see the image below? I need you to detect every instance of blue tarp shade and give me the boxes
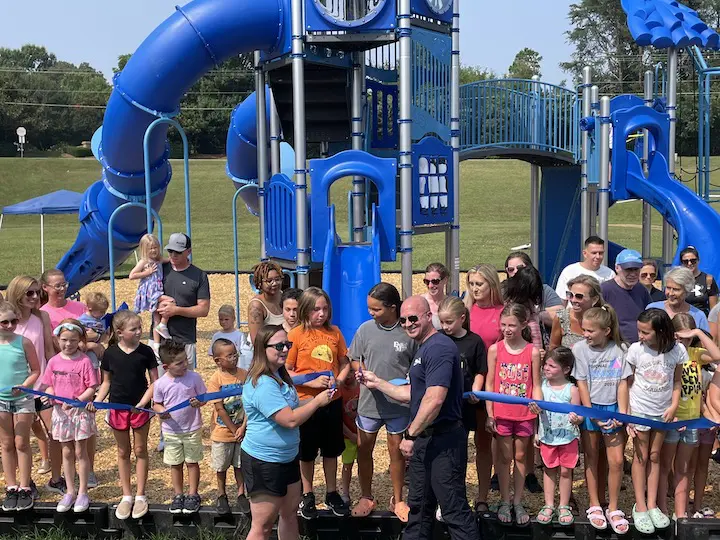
[1,190,83,272]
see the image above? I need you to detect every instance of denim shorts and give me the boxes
[356,414,410,435]
[582,403,622,434]
[664,428,699,445]
[631,412,665,433]
[0,395,36,415]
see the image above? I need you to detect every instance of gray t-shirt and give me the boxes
[709,303,720,324]
[349,320,417,419]
[162,263,210,344]
[572,340,626,405]
[542,284,563,309]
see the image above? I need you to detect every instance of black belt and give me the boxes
[418,420,463,438]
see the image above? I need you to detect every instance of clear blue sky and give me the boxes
[1,1,573,84]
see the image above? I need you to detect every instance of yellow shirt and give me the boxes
[676,347,707,421]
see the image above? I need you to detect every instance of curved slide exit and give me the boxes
[58,0,285,294]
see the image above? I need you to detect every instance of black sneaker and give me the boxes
[525,473,542,494]
[47,477,67,495]
[2,488,18,512]
[325,490,350,517]
[16,489,33,511]
[216,494,230,515]
[299,492,317,520]
[169,495,185,514]
[183,494,201,514]
[490,473,499,492]
[235,494,250,515]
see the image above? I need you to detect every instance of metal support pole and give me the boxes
[352,52,366,242]
[530,165,540,265]
[291,0,310,289]
[588,85,600,237]
[270,88,281,176]
[398,0,413,298]
[580,67,592,246]
[447,0,461,294]
[662,48,678,268]
[598,96,611,266]
[642,70,653,258]
[40,214,45,272]
[255,51,269,261]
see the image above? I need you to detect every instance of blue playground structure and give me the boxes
[56,0,720,345]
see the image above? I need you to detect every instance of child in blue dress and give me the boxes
[129,234,170,342]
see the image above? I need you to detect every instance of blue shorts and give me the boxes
[583,403,622,434]
[664,428,699,446]
[356,414,410,435]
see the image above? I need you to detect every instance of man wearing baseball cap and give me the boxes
[156,233,210,369]
[601,249,650,342]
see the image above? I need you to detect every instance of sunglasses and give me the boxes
[566,291,586,301]
[167,249,184,255]
[506,265,526,273]
[266,341,293,352]
[25,290,40,298]
[640,272,656,279]
[682,258,698,265]
[0,318,19,326]
[423,278,442,286]
[399,315,421,326]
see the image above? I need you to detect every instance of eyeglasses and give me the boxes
[399,315,421,326]
[0,319,19,326]
[266,341,293,352]
[25,290,40,298]
[566,291,586,301]
[215,353,239,361]
[506,265,526,273]
[682,258,698,266]
[50,282,68,290]
[423,278,442,286]
[640,272,657,279]
[264,278,283,285]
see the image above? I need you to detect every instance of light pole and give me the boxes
[15,127,26,158]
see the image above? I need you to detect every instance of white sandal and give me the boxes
[606,509,629,535]
[586,506,607,530]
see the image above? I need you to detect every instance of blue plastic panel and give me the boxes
[411,26,451,142]
[305,0,396,32]
[309,150,397,263]
[264,173,298,261]
[411,136,454,227]
[411,0,453,24]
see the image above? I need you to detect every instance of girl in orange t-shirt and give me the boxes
[286,287,351,519]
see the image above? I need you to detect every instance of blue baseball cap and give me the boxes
[616,249,643,269]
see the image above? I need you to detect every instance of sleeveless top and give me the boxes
[493,341,535,421]
[15,313,46,389]
[134,262,164,312]
[0,335,29,401]
[538,380,579,445]
[252,298,286,326]
[558,308,584,349]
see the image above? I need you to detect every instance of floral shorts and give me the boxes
[51,405,98,443]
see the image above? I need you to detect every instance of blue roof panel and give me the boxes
[621,0,720,49]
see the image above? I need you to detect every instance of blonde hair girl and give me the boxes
[129,234,170,343]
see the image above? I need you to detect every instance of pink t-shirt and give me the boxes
[152,371,207,435]
[469,304,504,349]
[40,353,98,401]
[41,300,86,331]
[15,314,47,389]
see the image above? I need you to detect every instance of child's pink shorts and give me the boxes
[495,418,535,438]
[540,439,579,469]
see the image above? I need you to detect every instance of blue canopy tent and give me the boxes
[1,190,83,271]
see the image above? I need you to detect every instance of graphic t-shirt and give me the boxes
[572,340,626,405]
[40,352,98,401]
[41,300,86,331]
[340,382,359,438]
[152,371,207,434]
[287,325,348,401]
[622,341,687,417]
[687,272,719,316]
[492,341,535,421]
[207,368,247,442]
[676,347,706,421]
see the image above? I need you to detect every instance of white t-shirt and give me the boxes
[622,341,687,417]
[555,262,616,299]
[208,330,254,371]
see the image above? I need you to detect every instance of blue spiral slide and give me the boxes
[59,0,285,294]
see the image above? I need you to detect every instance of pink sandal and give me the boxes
[390,496,410,522]
[606,509,629,535]
[351,496,376,517]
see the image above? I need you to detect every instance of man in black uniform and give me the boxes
[359,295,478,540]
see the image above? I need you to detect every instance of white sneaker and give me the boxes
[155,323,171,340]
[436,506,443,522]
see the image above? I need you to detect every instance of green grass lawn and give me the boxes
[0,156,715,283]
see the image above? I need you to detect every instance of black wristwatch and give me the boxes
[404,431,417,441]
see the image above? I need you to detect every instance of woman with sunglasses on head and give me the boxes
[505,252,564,324]
[248,262,286,343]
[639,260,665,303]
[242,325,334,540]
[679,247,717,316]
[421,263,448,330]
[550,275,603,350]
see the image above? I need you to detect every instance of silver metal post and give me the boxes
[662,48,678,267]
[398,0,413,298]
[255,51,269,260]
[352,52,366,242]
[580,66,592,246]
[291,0,309,288]
[447,0,460,293]
[588,85,600,237]
[270,88,281,176]
[598,96,611,265]
[642,70,653,258]
[530,165,540,264]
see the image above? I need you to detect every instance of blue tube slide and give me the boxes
[58,0,284,294]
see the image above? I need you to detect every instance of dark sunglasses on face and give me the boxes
[167,249,183,255]
[423,278,442,286]
[566,291,586,301]
[266,341,293,352]
[640,272,656,279]
[682,258,698,265]
[25,290,40,298]
[399,315,421,326]
[506,265,526,273]
[0,319,19,326]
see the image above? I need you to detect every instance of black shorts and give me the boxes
[241,450,300,498]
[35,397,52,413]
[299,397,344,461]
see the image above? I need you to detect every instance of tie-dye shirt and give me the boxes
[571,340,626,406]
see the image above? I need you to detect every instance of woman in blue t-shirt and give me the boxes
[241,325,333,540]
